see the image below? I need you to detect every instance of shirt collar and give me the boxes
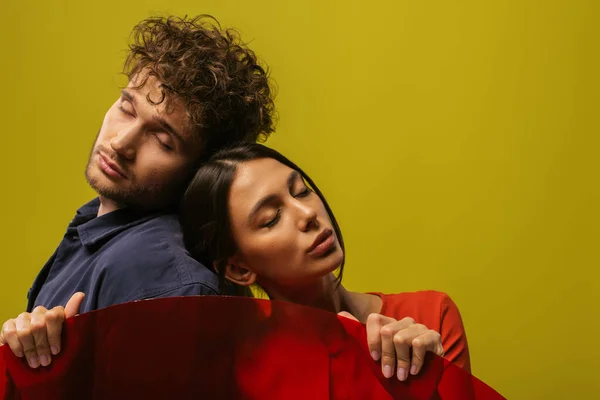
[74,198,166,248]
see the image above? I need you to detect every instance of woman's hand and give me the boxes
[339,312,444,381]
[0,292,85,368]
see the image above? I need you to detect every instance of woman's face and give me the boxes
[227,157,344,287]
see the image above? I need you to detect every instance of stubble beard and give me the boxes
[84,145,185,212]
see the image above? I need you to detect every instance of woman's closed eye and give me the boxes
[261,209,281,228]
[258,179,312,229]
[293,186,312,198]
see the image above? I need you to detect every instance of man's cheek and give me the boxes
[142,169,175,185]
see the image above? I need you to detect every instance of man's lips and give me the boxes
[98,153,127,179]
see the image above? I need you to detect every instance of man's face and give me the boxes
[85,74,202,210]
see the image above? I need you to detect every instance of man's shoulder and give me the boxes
[120,212,183,240]
[98,213,216,288]
[107,213,187,257]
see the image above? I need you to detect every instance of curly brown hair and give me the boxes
[124,15,276,161]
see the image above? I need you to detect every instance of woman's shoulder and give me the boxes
[369,290,458,329]
[372,290,454,307]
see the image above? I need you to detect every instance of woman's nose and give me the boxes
[298,203,319,232]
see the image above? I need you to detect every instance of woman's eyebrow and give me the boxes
[287,170,300,188]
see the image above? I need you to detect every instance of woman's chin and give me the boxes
[321,250,345,276]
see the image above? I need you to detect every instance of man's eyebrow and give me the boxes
[248,171,300,223]
[120,89,135,104]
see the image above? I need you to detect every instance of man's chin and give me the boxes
[87,172,114,196]
[87,172,128,204]
[86,168,179,211]
[90,184,173,212]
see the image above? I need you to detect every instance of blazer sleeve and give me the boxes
[438,293,471,373]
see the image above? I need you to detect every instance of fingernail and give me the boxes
[28,356,40,368]
[371,350,381,361]
[410,365,418,375]
[51,346,59,355]
[397,367,407,381]
[39,355,50,367]
[383,365,393,378]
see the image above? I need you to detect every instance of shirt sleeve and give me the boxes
[438,293,471,373]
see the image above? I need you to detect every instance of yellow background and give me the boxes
[1,1,598,398]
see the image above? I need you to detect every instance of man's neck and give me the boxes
[97,196,121,217]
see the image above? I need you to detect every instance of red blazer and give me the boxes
[0,297,501,400]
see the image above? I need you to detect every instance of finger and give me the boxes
[0,321,5,345]
[65,292,85,318]
[394,317,419,331]
[392,334,413,380]
[45,306,66,356]
[337,311,359,322]
[392,322,425,381]
[366,313,396,362]
[374,316,414,367]
[410,330,444,376]
[15,313,38,368]
[381,317,413,379]
[409,330,440,375]
[30,307,52,367]
[1,319,24,357]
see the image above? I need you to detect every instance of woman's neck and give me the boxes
[264,274,382,323]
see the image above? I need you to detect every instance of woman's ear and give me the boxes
[211,260,220,274]
[223,256,257,287]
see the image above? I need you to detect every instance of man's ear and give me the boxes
[220,256,256,287]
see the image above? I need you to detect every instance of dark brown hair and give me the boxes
[124,15,276,160]
[180,143,345,297]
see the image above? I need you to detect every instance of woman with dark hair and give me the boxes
[180,143,470,382]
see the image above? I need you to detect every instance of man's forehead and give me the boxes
[127,74,194,140]
[128,75,184,112]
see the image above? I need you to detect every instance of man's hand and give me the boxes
[0,292,85,368]
[339,311,444,381]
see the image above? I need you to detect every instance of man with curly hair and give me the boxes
[0,15,276,368]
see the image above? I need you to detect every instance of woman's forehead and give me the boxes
[229,159,293,208]
[233,159,292,189]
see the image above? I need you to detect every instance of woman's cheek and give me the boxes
[260,234,297,266]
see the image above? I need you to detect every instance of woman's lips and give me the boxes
[308,229,335,257]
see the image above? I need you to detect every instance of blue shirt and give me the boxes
[27,198,219,313]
